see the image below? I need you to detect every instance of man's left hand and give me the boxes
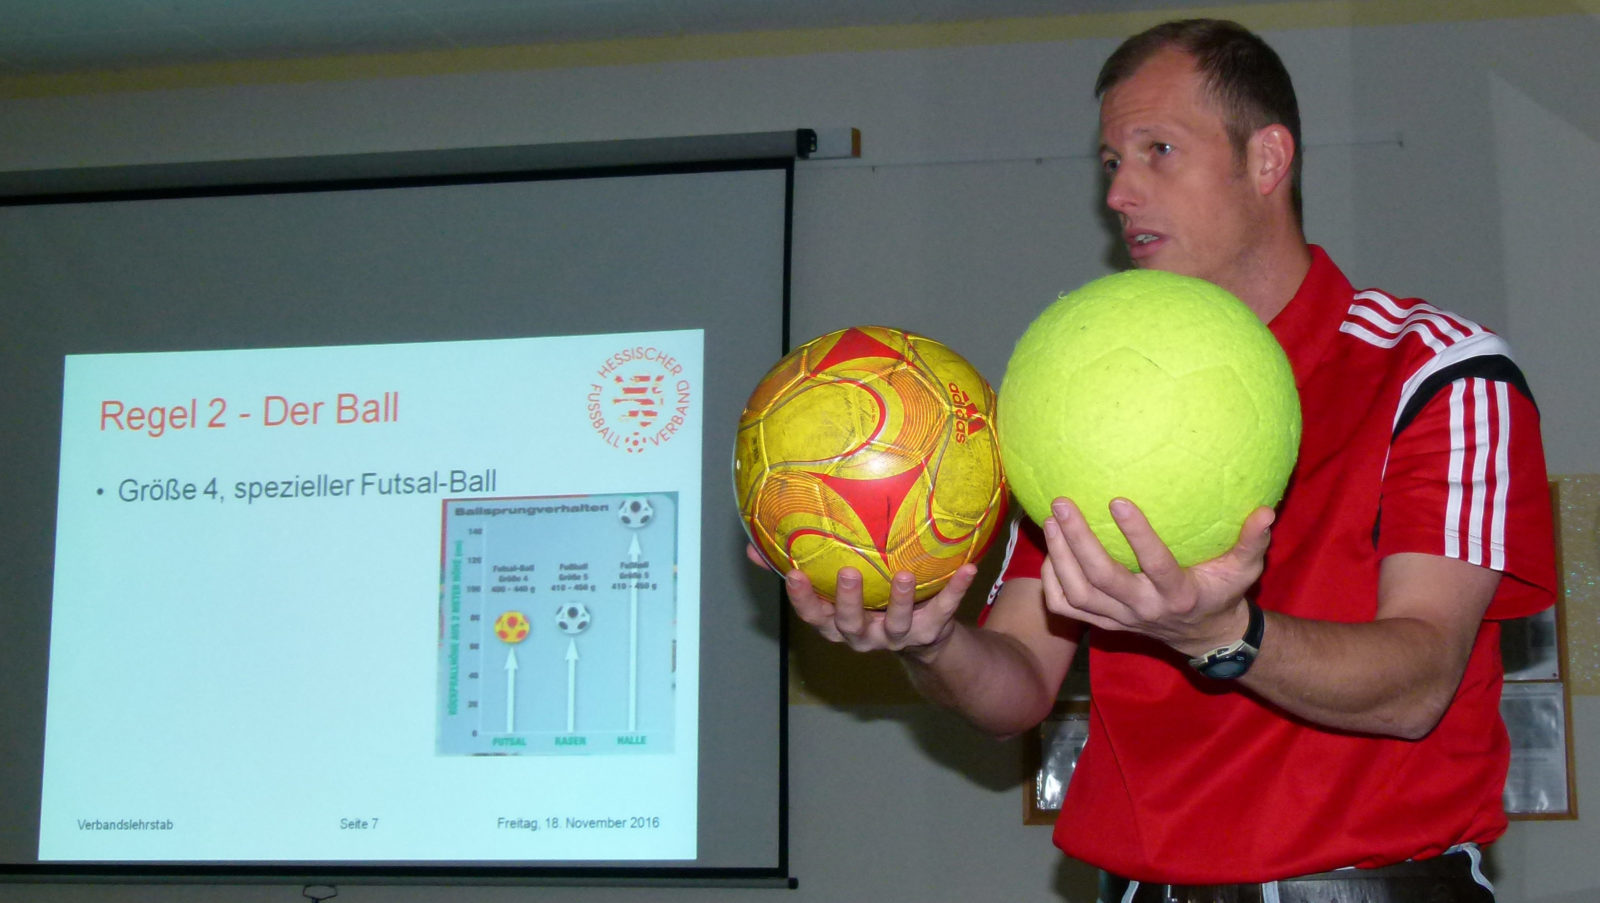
[1038,496,1275,659]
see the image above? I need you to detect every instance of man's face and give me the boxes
[1098,47,1265,295]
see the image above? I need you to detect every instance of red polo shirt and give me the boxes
[993,247,1556,882]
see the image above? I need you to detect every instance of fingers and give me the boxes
[937,562,980,607]
[899,564,975,653]
[1043,498,1131,607]
[1041,497,1280,651]
[782,568,845,642]
[1233,506,1276,562]
[1045,496,1197,632]
[1039,510,1084,613]
[881,571,918,642]
[1107,497,1183,595]
[1038,549,1068,613]
[830,568,870,648]
[758,546,854,645]
[875,564,972,653]
[1041,509,1123,632]
[787,564,975,654]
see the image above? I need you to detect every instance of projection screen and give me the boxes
[0,137,795,886]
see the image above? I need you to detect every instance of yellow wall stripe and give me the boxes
[0,0,1593,99]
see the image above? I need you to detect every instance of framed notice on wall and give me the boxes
[1023,699,1089,826]
[1502,481,1578,820]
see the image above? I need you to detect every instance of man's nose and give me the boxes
[1105,168,1140,214]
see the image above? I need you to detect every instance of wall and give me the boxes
[2,3,1597,901]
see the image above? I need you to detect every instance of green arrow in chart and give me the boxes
[628,533,641,732]
[504,647,519,734]
[566,640,579,734]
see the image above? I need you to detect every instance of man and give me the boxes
[764,18,1556,903]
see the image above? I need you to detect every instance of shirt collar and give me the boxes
[1268,244,1354,386]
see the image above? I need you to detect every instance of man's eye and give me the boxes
[1101,158,1120,174]
[1152,142,1173,155]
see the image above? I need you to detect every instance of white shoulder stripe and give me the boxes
[1339,318,1446,354]
[985,517,1025,608]
[1393,331,1513,432]
[1349,290,1480,340]
[1343,306,1475,348]
[1339,291,1486,357]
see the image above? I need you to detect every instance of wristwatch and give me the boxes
[1188,599,1264,680]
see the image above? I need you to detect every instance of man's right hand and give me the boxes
[746,543,977,659]
[750,542,1077,737]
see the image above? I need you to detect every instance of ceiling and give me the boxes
[0,0,1238,76]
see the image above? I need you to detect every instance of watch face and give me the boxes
[1201,653,1251,680]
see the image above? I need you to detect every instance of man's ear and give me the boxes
[1250,124,1295,198]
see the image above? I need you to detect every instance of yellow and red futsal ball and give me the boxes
[734,326,1008,609]
[494,610,530,644]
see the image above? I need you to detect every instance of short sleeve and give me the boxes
[978,517,1047,625]
[1377,374,1557,620]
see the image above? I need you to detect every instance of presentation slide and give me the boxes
[37,328,704,863]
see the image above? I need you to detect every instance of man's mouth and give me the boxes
[1125,230,1164,257]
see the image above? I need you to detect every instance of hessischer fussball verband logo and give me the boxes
[587,344,693,454]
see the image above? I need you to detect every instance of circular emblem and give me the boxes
[587,345,693,454]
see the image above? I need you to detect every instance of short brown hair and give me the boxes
[1096,19,1303,223]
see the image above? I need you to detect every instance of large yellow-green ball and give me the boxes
[997,270,1301,570]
